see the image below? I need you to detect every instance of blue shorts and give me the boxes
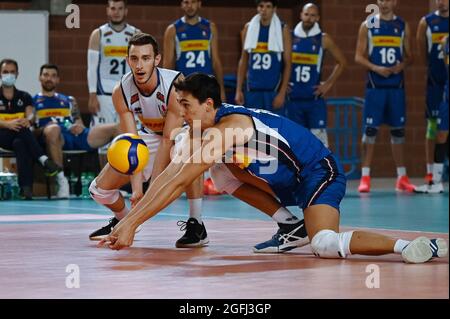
[286,98,327,129]
[364,88,406,128]
[437,96,449,131]
[62,128,95,151]
[272,154,347,211]
[245,91,285,115]
[426,84,445,119]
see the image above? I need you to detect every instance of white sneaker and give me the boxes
[402,237,433,264]
[428,182,444,194]
[56,176,70,199]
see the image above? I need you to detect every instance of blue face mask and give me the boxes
[1,74,17,87]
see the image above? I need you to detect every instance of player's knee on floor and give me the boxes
[310,229,354,259]
[362,127,378,144]
[89,178,120,205]
[209,163,243,194]
[426,119,438,140]
[311,129,329,148]
[390,128,405,144]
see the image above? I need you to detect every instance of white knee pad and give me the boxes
[89,178,121,205]
[310,229,354,259]
[311,129,329,148]
[209,163,243,194]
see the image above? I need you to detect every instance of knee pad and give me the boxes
[209,163,243,195]
[89,178,121,205]
[390,128,405,144]
[311,129,329,148]
[310,229,354,259]
[362,127,378,144]
[426,119,438,140]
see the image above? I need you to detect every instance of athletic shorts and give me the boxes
[245,91,285,116]
[426,84,445,119]
[364,88,406,128]
[286,98,327,129]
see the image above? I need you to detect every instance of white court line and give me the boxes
[0,214,107,222]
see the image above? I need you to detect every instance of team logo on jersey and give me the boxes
[104,31,113,37]
[202,30,207,38]
[156,92,165,103]
[394,28,399,34]
[60,101,65,107]
[158,103,168,116]
[131,93,139,105]
[106,38,111,44]
[17,99,23,107]
[312,45,317,51]
[181,33,187,39]
[434,26,439,31]
[133,107,143,114]
[125,31,134,37]
[374,29,380,34]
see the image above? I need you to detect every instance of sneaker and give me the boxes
[415,182,444,194]
[424,173,433,184]
[89,217,142,241]
[43,159,61,177]
[396,175,416,193]
[430,238,448,258]
[20,186,33,200]
[203,178,223,195]
[402,237,433,264]
[253,220,310,253]
[56,176,70,199]
[358,176,371,193]
[175,218,209,248]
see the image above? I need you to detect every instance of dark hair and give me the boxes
[255,0,278,6]
[127,33,159,56]
[108,0,127,6]
[174,73,222,109]
[40,63,59,76]
[0,58,18,72]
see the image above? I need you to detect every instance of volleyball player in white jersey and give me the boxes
[87,0,140,165]
[88,33,207,248]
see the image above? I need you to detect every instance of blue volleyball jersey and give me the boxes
[367,16,405,88]
[247,24,284,91]
[445,36,449,101]
[214,104,331,193]
[425,12,449,85]
[289,32,324,100]
[33,93,73,129]
[174,17,213,76]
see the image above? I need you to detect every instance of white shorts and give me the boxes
[91,95,119,154]
[139,126,190,182]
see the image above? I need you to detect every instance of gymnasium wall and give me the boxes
[0,0,435,177]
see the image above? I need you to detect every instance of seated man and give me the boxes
[0,59,60,199]
[33,64,120,198]
[99,73,447,265]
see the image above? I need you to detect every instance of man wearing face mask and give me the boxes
[87,0,140,167]
[0,59,61,199]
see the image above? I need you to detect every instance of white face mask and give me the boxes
[1,74,17,87]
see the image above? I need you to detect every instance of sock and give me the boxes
[362,167,370,177]
[272,207,299,224]
[394,239,410,254]
[113,205,129,221]
[188,198,203,223]
[426,164,433,175]
[57,171,65,180]
[432,163,444,183]
[396,167,406,178]
[38,155,49,166]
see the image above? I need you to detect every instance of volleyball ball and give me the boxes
[107,133,149,175]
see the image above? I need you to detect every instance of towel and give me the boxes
[244,13,284,52]
[294,21,322,38]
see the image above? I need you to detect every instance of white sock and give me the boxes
[433,163,444,183]
[113,205,129,221]
[394,239,410,254]
[38,155,49,166]
[57,171,65,180]
[272,207,299,224]
[426,164,433,175]
[188,198,203,223]
[396,167,406,178]
[362,167,370,177]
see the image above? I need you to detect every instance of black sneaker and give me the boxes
[253,219,310,253]
[20,186,33,200]
[176,218,209,248]
[89,217,119,241]
[43,159,61,177]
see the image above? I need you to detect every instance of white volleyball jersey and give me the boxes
[120,68,181,134]
[97,23,139,95]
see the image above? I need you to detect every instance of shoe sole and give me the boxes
[253,238,310,254]
[175,238,209,248]
[433,238,448,258]
[88,224,142,241]
[402,237,433,264]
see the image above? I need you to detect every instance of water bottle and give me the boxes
[10,174,19,200]
[63,119,72,131]
[81,172,91,199]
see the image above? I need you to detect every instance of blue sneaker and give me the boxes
[430,238,448,258]
[253,220,310,253]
